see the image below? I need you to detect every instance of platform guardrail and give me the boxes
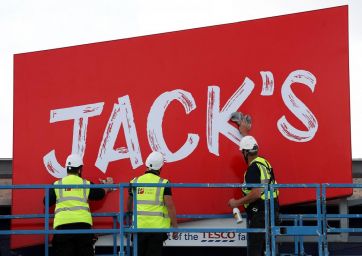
[0,183,361,255]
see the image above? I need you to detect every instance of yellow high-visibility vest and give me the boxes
[242,157,279,208]
[131,173,170,228]
[53,175,92,228]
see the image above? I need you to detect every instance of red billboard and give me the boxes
[13,6,351,248]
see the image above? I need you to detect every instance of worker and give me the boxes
[228,118,279,256]
[127,151,178,256]
[43,153,114,256]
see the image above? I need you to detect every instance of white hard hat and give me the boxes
[239,136,258,152]
[145,151,164,170]
[65,154,83,168]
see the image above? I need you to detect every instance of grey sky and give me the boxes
[0,0,361,158]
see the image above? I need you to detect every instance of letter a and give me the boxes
[95,95,142,172]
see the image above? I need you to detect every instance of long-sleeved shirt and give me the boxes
[43,181,106,207]
[43,180,106,230]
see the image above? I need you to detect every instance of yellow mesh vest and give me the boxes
[131,173,170,228]
[242,157,278,208]
[53,175,92,228]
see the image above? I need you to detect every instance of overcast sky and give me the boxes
[1,0,361,159]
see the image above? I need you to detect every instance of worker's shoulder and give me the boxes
[160,176,169,182]
[252,156,271,166]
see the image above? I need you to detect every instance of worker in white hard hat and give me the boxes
[228,118,279,256]
[127,151,178,256]
[43,154,114,256]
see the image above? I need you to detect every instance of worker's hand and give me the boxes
[228,198,239,208]
[103,177,114,184]
[230,112,243,126]
[99,177,115,193]
[238,118,251,136]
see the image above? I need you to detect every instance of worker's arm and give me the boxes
[89,177,115,200]
[164,195,178,228]
[88,188,105,200]
[127,195,133,212]
[228,188,262,208]
[126,182,134,212]
[228,163,260,208]
[43,188,56,207]
[99,177,114,194]
[124,190,134,226]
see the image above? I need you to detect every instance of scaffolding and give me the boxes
[1,182,362,256]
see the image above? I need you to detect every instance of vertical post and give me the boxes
[44,187,49,256]
[118,183,125,256]
[319,185,328,255]
[270,184,276,256]
[298,215,305,255]
[124,189,131,256]
[293,218,299,255]
[132,185,138,256]
[112,215,117,256]
[265,184,270,256]
[126,219,131,256]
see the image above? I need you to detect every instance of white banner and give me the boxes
[164,218,247,247]
[96,218,247,247]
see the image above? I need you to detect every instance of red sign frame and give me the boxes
[13,6,351,248]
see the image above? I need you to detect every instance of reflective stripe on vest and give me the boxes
[53,175,92,228]
[137,211,170,218]
[54,206,90,214]
[131,173,170,228]
[137,200,165,206]
[242,157,278,208]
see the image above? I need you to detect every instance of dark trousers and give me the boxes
[247,211,266,256]
[52,233,94,256]
[137,233,166,256]
[52,224,94,256]
[247,207,279,256]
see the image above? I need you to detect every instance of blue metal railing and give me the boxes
[321,183,362,256]
[128,183,270,256]
[270,184,323,256]
[0,183,361,255]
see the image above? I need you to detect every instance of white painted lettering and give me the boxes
[95,96,142,172]
[43,103,104,178]
[147,90,199,162]
[277,70,318,142]
[207,78,255,156]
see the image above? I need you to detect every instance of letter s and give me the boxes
[277,70,318,142]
